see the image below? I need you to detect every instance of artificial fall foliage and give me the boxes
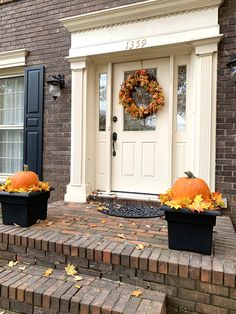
[160,189,225,213]
[119,69,165,119]
[0,177,50,193]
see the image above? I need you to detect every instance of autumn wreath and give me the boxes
[118,69,165,119]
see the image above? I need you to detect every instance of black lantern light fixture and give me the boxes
[46,74,65,100]
[226,54,236,83]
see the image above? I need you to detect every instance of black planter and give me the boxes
[160,206,221,255]
[0,189,53,227]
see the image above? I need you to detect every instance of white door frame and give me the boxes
[62,0,223,202]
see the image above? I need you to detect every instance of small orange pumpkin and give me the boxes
[171,171,211,202]
[11,164,39,189]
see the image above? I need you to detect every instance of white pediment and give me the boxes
[61,0,223,58]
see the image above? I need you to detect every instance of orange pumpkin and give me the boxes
[171,171,211,202]
[11,165,39,189]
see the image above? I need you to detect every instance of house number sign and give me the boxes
[126,39,147,50]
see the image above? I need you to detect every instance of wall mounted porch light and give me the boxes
[226,54,236,83]
[46,74,65,100]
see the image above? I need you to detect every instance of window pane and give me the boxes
[0,77,24,126]
[99,73,107,131]
[0,129,23,173]
[123,69,156,131]
[0,76,24,174]
[177,65,187,131]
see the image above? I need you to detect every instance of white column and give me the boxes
[64,57,89,202]
[191,40,219,189]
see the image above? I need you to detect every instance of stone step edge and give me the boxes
[0,264,166,314]
[0,224,235,288]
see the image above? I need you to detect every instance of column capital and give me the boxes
[66,56,90,70]
[192,35,222,56]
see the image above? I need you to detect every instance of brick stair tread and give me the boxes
[0,264,166,314]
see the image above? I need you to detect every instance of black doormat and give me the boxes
[100,203,164,218]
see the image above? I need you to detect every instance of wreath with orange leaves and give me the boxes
[118,69,165,119]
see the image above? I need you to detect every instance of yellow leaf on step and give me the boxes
[43,268,53,276]
[136,244,144,250]
[117,234,125,239]
[73,275,83,281]
[19,266,26,271]
[65,263,77,276]
[132,290,142,297]
[46,221,54,226]
[75,285,81,289]
[100,219,107,224]
[97,206,109,211]
[8,261,18,267]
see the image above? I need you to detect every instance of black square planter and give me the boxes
[0,189,53,227]
[160,206,221,255]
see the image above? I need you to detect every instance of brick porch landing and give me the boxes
[44,201,236,260]
[0,201,236,313]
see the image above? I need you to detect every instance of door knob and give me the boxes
[112,116,118,123]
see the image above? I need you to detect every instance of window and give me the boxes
[0,76,24,174]
[98,73,107,131]
[177,65,187,131]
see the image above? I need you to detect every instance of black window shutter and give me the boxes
[23,65,44,180]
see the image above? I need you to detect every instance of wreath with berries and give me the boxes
[118,69,165,119]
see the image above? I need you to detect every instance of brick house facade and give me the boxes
[0,0,235,224]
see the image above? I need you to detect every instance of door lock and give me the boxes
[112,116,118,123]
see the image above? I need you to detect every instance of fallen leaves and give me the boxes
[136,244,144,250]
[132,290,142,297]
[65,263,77,276]
[43,268,54,277]
[75,285,81,289]
[73,275,83,281]
[19,265,26,271]
[90,224,97,228]
[8,261,18,267]
[97,206,109,211]
[117,233,125,239]
[13,223,21,228]
[46,221,54,226]
[100,219,107,224]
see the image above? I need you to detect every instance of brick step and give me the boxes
[0,264,166,314]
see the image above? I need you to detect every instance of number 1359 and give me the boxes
[126,39,147,50]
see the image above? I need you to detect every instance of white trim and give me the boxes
[0,49,27,69]
[61,0,223,32]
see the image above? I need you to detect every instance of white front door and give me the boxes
[112,59,170,194]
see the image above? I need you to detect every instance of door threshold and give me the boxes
[89,191,160,202]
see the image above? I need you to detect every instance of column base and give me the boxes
[64,184,90,203]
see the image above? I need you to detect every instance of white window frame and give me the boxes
[0,49,27,181]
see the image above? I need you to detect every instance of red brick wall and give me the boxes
[217,0,236,226]
[0,0,143,202]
